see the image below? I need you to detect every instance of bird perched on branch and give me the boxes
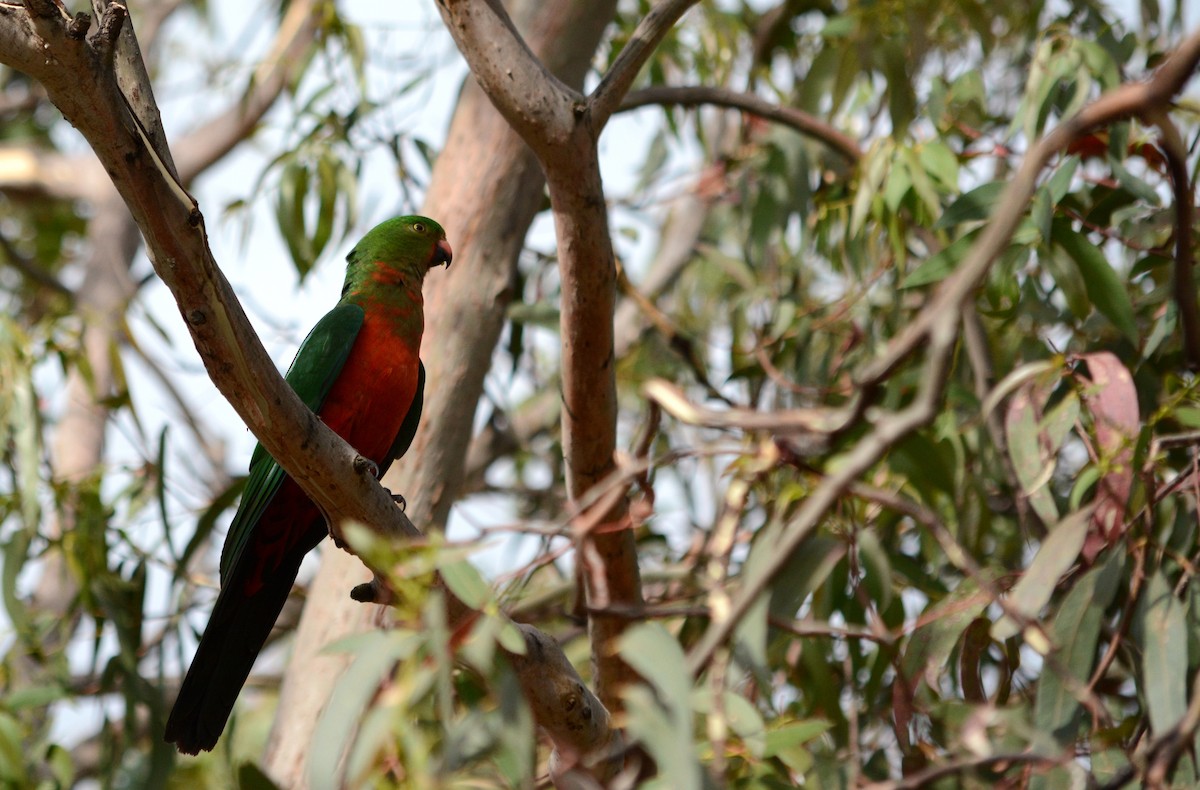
[166,215,452,754]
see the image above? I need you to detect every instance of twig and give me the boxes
[588,0,701,129]
[862,752,1065,790]
[1147,108,1200,369]
[645,377,849,436]
[620,85,862,163]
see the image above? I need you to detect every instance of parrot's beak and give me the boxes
[432,239,453,268]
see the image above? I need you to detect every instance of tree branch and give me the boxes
[438,0,657,717]
[1148,109,1200,369]
[433,0,579,154]
[588,0,700,130]
[619,84,862,163]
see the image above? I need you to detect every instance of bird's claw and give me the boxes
[382,487,407,511]
[353,455,380,478]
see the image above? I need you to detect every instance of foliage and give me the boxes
[1,0,1200,787]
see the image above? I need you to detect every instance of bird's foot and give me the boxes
[353,454,380,478]
[351,573,397,606]
[382,487,407,511]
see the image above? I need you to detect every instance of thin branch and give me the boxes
[862,753,1065,790]
[1148,108,1200,369]
[588,0,701,130]
[645,377,847,436]
[619,85,862,162]
[0,227,73,297]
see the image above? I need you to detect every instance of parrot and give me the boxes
[165,215,452,755]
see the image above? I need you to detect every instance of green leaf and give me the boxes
[1033,551,1123,745]
[1140,570,1188,735]
[4,683,67,711]
[1053,222,1138,342]
[722,691,766,757]
[0,711,27,785]
[619,623,701,788]
[850,139,893,237]
[901,576,994,690]
[903,230,978,288]
[177,476,246,585]
[1046,156,1080,203]
[311,153,339,262]
[992,507,1091,641]
[310,631,422,786]
[934,182,1005,230]
[858,530,893,611]
[763,719,832,756]
[1109,156,1161,206]
[1005,386,1059,525]
[919,140,959,190]
[275,160,315,279]
[620,622,691,714]
[438,559,490,610]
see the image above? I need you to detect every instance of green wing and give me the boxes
[378,360,425,479]
[218,303,365,585]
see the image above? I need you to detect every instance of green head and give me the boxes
[341,215,452,297]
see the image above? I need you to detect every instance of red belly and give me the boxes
[241,313,421,596]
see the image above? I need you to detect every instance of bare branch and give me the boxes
[644,378,843,437]
[619,84,862,162]
[1148,109,1200,369]
[588,0,701,130]
[511,625,623,786]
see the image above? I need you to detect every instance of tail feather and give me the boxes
[165,529,321,754]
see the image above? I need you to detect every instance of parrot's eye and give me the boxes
[413,222,426,233]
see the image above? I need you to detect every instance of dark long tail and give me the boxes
[165,533,319,755]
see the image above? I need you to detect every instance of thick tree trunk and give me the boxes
[261,2,619,784]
